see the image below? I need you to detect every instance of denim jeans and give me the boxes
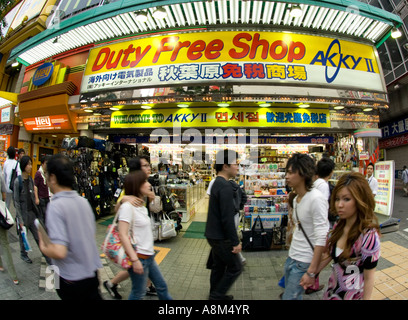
[282,256,310,300]
[127,255,172,300]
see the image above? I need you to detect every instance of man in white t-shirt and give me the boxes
[313,157,335,201]
[2,146,21,209]
[283,153,329,300]
[401,165,408,197]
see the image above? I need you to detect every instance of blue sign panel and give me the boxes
[32,63,54,86]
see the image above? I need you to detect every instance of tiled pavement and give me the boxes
[1,195,408,300]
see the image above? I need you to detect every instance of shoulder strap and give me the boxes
[18,175,23,193]
[294,202,315,251]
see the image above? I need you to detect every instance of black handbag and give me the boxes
[242,215,273,251]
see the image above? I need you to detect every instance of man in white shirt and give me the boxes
[283,153,329,300]
[2,146,21,209]
[366,163,378,197]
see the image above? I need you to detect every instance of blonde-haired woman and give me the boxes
[311,172,381,300]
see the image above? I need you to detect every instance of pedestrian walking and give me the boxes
[205,149,242,300]
[118,170,172,300]
[105,156,157,299]
[366,163,378,197]
[14,155,50,265]
[313,157,335,201]
[401,165,408,197]
[38,154,103,300]
[315,172,381,300]
[282,153,329,300]
[3,146,21,209]
[0,169,19,285]
[34,155,51,222]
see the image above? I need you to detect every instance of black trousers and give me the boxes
[207,239,242,299]
[56,271,103,300]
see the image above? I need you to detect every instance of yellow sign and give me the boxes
[110,107,330,129]
[82,31,383,93]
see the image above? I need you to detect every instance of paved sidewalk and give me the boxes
[0,195,407,300]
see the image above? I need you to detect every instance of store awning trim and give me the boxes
[8,0,403,66]
[0,91,18,108]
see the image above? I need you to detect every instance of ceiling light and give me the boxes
[152,7,167,19]
[289,5,302,18]
[11,61,19,67]
[177,104,189,108]
[391,27,402,38]
[217,103,230,107]
[135,11,148,22]
[84,109,93,113]
[141,105,152,109]
[259,103,271,108]
[363,107,373,112]
[334,105,344,110]
[94,112,101,116]
[110,107,120,111]
[298,104,310,108]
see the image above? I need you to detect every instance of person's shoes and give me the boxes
[21,255,32,264]
[13,279,19,285]
[103,280,122,299]
[146,284,158,296]
[305,285,324,294]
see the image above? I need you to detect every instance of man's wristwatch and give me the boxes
[306,272,316,278]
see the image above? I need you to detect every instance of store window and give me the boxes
[378,43,393,75]
[386,36,404,68]
[380,0,395,12]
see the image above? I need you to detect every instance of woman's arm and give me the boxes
[363,268,376,300]
[118,220,144,274]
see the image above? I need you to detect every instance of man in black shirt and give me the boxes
[205,149,242,300]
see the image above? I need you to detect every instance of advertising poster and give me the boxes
[374,160,395,217]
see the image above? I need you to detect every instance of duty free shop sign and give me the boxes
[81,30,384,93]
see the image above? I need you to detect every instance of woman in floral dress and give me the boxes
[315,172,381,300]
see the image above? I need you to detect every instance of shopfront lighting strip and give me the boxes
[11,0,399,66]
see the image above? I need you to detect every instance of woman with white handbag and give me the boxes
[118,170,172,300]
[0,171,19,285]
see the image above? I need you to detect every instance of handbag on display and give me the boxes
[159,213,177,240]
[149,195,163,213]
[241,215,273,251]
[0,200,14,230]
[101,209,136,269]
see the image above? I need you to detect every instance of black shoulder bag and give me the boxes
[294,201,315,251]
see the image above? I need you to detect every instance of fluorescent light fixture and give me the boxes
[334,105,344,110]
[391,27,402,39]
[84,109,94,113]
[135,11,148,22]
[289,5,302,18]
[110,107,120,111]
[217,103,230,107]
[152,7,167,19]
[259,103,271,107]
[94,112,102,116]
[363,107,373,112]
[298,104,310,108]
[11,61,19,67]
[141,105,152,109]
[177,104,189,108]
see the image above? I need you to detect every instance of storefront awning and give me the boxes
[0,91,18,108]
[8,0,403,66]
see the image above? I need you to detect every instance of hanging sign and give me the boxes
[82,31,384,93]
[110,107,330,129]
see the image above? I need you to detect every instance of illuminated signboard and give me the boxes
[82,31,384,93]
[110,107,330,129]
[23,115,72,131]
